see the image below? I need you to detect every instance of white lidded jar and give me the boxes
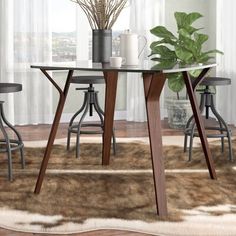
[120,30,147,66]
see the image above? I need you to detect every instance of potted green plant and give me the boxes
[149,11,222,129]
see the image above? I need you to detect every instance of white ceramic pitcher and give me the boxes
[120,30,147,66]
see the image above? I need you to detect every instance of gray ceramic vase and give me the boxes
[92,29,112,63]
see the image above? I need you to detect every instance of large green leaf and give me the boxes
[174,12,187,29]
[175,45,193,63]
[178,28,191,39]
[186,12,203,25]
[194,33,208,46]
[150,41,160,50]
[175,12,202,30]
[150,39,176,50]
[197,49,223,63]
[167,73,185,93]
[151,45,176,60]
[183,25,202,35]
[197,54,214,63]
[181,37,199,58]
[150,26,176,39]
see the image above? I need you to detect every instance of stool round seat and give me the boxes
[0,83,22,93]
[200,77,231,86]
[71,76,105,84]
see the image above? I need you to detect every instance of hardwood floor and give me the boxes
[14,119,184,142]
[13,118,235,141]
[1,120,234,236]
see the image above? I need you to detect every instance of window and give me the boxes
[51,0,130,62]
[51,0,76,62]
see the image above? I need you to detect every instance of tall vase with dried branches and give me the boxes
[71,0,127,62]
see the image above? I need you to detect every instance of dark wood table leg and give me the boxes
[183,70,217,179]
[143,72,167,217]
[34,69,74,194]
[102,71,118,165]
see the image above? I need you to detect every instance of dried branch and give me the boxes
[70,0,128,29]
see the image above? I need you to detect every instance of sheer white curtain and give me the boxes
[216,0,236,125]
[126,0,165,122]
[0,0,52,125]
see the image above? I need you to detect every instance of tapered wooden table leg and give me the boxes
[102,71,118,165]
[34,70,74,194]
[143,72,167,217]
[183,71,217,179]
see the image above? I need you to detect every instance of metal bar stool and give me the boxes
[184,77,233,161]
[67,76,116,158]
[0,83,25,181]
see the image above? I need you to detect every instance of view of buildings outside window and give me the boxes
[51,0,76,62]
[51,0,130,62]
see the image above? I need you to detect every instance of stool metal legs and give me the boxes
[184,93,206,153]
[67,90,116,158]
[184,93,233,161]
[94,92,117,155]
[0,103,25,181]
[0,117,12,181]
[67,92,89,152]
[210,96,233,161]
[75,93,89,158]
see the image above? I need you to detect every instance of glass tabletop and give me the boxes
[31,60,217,73]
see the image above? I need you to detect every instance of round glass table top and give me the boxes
[31,60,217,74]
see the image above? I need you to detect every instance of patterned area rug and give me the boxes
[0,139,236,235]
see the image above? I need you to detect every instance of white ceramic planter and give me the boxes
[165,97,192,129]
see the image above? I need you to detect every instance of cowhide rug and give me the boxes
[0,140,236,235]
